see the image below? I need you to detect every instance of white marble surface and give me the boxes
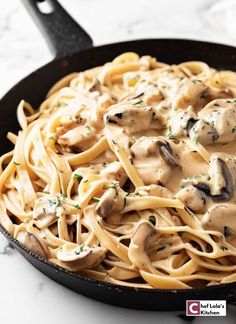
[0,0,236,323]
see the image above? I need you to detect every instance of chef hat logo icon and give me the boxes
[186,301,200,315]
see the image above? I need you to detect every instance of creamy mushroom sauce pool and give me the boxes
[1,52,236,289]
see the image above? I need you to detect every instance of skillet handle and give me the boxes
[21,0,93,57]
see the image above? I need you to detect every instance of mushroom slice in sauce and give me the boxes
[158,141,180,168]
[57,244,106,271]
[172,79,231,112]
[189,120,219,145]
[33,196,59,229]
[96,185,125,218]
[189,99,236,145]
[105,102,166,134]
[208,155,234,200]
[168,110,198,138]
[179,153,234,203]
[16,230,47,258]
[202,204,236,236]
[128,220,156,272]
[131,137,180,185]
[176,185,208,212]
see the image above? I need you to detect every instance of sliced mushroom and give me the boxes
[158,141,180,168]
[189,99,236,145]
[189,120,219,145]
[131,137,180,185]
[180,154,234,203]
[172,79,210,111]
[168,111,198,138]
[172,79,231,112]
[176,185,208,212]
[208,156,233,200]
[57,244,106,271]
[33,196,58,229]
[202,204,236,235]
[128,220,156,272]
[105,102,166,134]
[96,186,125,218]
[16,230,47,258]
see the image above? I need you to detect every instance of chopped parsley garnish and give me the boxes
[13,161,20,166]
[92,197,100,203]
[75,244,84,255]
[48,196,61,208]
[149,215,156,226]
[193,136,199,144]
[49,136,56,141]
[74,204,81,210]
[112,139,117,145]
[57,102,67,107]
[109,182,119,190]
[192,79,202,84]
[132,99,143,106]
[43,191,50,194]
[73,173,83,181]
[85,125,92,136]
[166,126,175,140]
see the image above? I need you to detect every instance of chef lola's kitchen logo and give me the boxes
[186,300,226,316]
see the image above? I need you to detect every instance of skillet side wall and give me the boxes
[0,39,236,310]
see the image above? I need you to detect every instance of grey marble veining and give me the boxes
[0,1,236,323]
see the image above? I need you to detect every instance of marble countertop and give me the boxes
[0,0,236,323]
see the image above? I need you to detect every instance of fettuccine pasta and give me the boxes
[1,52,236,289]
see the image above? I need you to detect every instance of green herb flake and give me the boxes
[74,204,81,210]
[75,244,84,255]
[49,136,56,141]
[166,126,175,140]
[57,102,67,107]
[192,79,202,84]
[179,180,185,188]
[132,100,143,106]
[48,197,61,208]
[73,173,83,181]
[193,136,199,144]
[13,161,20,166]
[92,197,100,203]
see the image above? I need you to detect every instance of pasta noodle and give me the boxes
[1,52,236,289]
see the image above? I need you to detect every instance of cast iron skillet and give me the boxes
[0,0,236,311]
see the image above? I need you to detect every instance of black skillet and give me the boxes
[0,0,236,311]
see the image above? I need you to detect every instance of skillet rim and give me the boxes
[1,37,236,295]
